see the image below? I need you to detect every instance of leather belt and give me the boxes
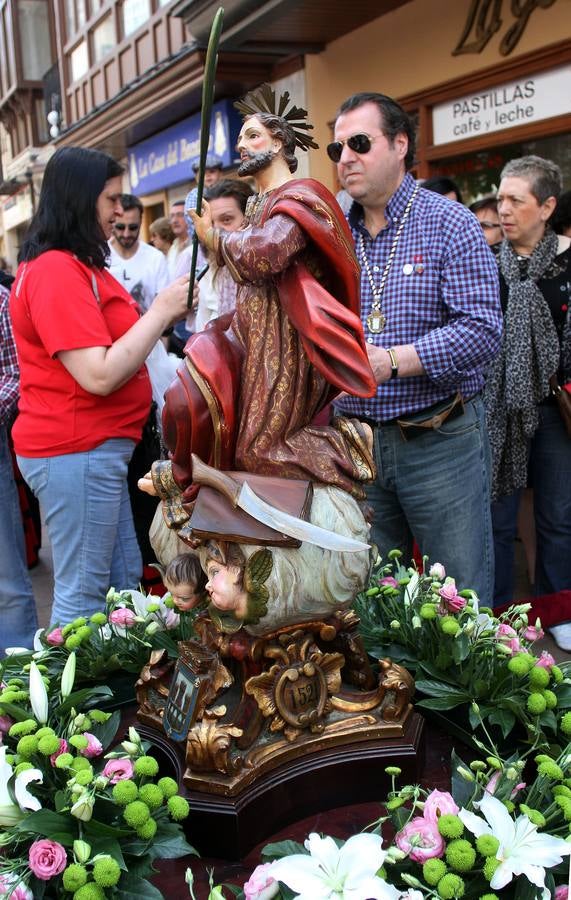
[360,393,467,441]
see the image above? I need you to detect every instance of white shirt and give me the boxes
[107,240,170,312]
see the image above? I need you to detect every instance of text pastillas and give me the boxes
[432,64,571,146]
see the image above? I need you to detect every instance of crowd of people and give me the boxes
[1,87,570,656]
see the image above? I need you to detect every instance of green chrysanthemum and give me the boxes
[90,612,108,626]
[528,666,550,689]
[438,814,464,839]
[420,603,438,620]
[76,625,93,642]
[483,857,501,882]
[35,726,56,739]
[89,710,111,724]
[167,795,190,821]
[445,839,476,873]
[65,635,82,651]
[423,858,447,886]
[55,752,74,769]
[71,756,91,772]
[112,780,138,805]
[73,767,94,787]
[385,797,406,810]
[554,795,571,822]
[553,785,571,798]
[551,664,564,683]
[507,655,530,677]
[561,712,571,736]
[158,776,178,798]
[138,783,164,811]
[437,873,465,899]
[133,755,159,777]
[14,761,34,775]
[518,804,546,827]
[476,834,499,857]
[38,734,62,756]
[527,692,547,715]
[542,689,558,710]
[479,895,499,900]
[123,800,151,827]
[62,863,88,891]
[136,817,158,840]
[72,882,106,900]
[69,735,89,750]
[92,856,121,888]
[538,760,564,780]
[440,616,460,636]
[9,719,38,738]
[16,735,39,758]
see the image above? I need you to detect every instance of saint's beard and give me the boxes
[237,149,274,177]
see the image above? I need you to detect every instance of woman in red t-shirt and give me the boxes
[10,146,189,625]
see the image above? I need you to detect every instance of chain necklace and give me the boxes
[359,183,420,334]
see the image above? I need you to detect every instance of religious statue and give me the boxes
[137,86,419,796]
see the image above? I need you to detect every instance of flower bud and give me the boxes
[401,873,424,888]
[61,652,77,699]
[389,620,401,630]
[145,621,160,636]
[121,741,139,756]
[73,839,92,863]
[70,794,94,821]
[412,616,422,629]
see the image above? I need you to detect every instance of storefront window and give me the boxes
[432,133,571,204]
[70,40,89,82]
[18,1,52,81]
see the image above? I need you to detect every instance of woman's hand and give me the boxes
[150,274,191,328]
[188,201,213,245]
[138,472,157,496]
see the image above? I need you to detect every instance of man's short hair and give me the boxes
[500,155,562,205]
[335,92,416,171]
[204,178,254,213]
[469,195,498,215]
[120,194,143,216]
[171,200,186,208]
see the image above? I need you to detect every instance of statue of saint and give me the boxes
[141,86,376,634]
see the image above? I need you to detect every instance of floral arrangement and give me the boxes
[30,587,198,685]
[354,552,571,751]
[240,730,571,900]
[0,647,195,899]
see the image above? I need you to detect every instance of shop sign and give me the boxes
[432,64,571,145]
[127,98,242,194]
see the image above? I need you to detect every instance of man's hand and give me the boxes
[187,201,212,245]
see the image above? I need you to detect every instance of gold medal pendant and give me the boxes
[367,311,386,334]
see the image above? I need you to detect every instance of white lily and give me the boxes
[61,652,77,699]
[129,589,180,630]
[0,745,43,826]
[404,572,419,606]
[268,832,401,899]
[458,791,571,898]
[28,660,49,724]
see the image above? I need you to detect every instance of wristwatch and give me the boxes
[387,348,398,379]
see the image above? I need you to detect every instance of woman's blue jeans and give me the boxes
[492,404,571,605]
[18,438,142,626]
[0,425,38,654]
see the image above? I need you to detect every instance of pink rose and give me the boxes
[0,875,33,900]
[555,887,568,900]
[109,607,137,628]
[380,576,398,588]
[46,627,64,646]
[103,757,134,783]
[438,581,466,613]
[429,563,446,580]
[496,623,521,655]
[81,732,103,758]
[243,864,280,900]
[523,624,545,642]
[50,738,68,767]
[28,839,67,880]
[0,715,14,734]
[395,816,445,863]
[423,789,459,821]
[536,651,555,670]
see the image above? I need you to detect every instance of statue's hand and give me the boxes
[187,200,213,245]
[138,472,158,496]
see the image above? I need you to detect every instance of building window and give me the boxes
[18,0,52,81]
[70,40,89,82]
[123,0,150,37]
[93,15,115,62]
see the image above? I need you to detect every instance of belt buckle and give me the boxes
[396,393,464,442]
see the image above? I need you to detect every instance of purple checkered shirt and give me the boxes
[337,173,502,422]
[0,284,20,427]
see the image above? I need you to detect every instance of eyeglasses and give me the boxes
[114,223,139,232]
[480,222,502,230]
[326,133,381,163]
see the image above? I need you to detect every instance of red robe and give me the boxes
[161,178,375,503]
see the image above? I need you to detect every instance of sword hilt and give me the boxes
[191,454,241,507]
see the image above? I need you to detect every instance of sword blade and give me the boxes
[237,481,370,553]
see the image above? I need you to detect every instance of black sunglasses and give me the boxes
[326,133,380,163]
[114,223,139,232]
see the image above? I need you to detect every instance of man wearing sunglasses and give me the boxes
[331,92,502,604]
[108,193,170,313]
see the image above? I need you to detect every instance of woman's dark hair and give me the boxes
[422,176,463,203]
[551,190,571,235]
[19,146,124,268]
